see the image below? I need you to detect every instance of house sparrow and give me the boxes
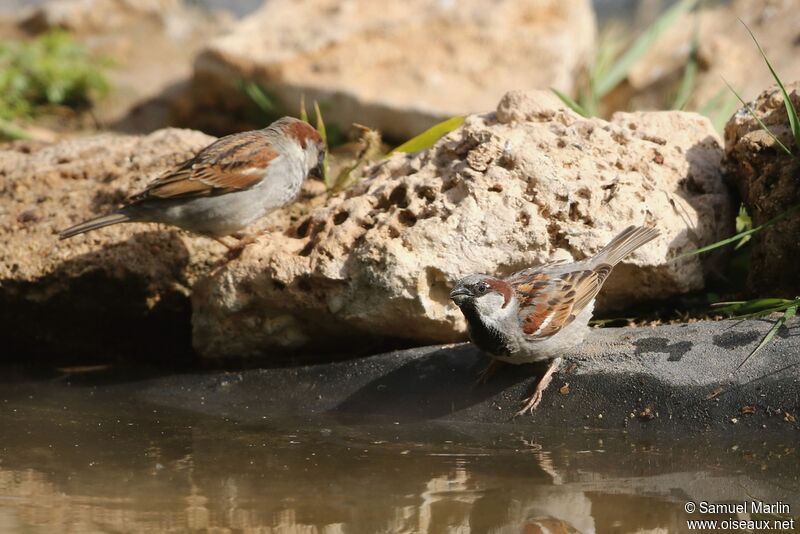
[450,225,660,416]
[59,117,326,253]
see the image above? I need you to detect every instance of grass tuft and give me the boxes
[552,0,697,118]
[0,30,109,124]
[594,0,697,99]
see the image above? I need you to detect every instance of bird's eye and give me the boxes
[476,282,490,294]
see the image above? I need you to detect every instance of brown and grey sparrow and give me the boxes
[59,117,326,252]
[450,225,660,416]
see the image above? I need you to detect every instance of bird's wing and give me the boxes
[509,266,605,339]
[130,130,280,202]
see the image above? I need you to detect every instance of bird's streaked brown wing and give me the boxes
[130,130,279,202]
[509,267,604,339]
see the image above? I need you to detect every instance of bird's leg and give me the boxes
[515,357,562,417]
[211,236,238,251]
[475,359,504,385]
[210,235,259,260]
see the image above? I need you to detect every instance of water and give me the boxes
[1,369,798,533]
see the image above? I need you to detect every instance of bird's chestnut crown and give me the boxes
[271,117,327,179]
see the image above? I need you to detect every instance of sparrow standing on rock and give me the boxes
[59,117,326,254]
[450,225,660,416]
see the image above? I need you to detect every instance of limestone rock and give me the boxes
[724,82,800,296]
[0,128,224,361]
[192,90,735,360]
[180,0,596,139]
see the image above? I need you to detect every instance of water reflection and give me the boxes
[0,380,798,533]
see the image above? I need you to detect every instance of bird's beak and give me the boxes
[449,287,471,306]
[309,152,326,181]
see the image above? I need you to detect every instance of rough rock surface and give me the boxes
[724,82,800,296]
[180,0,595,139]
[0,128,225,361]
[193,90,735,360]
[613,0,800,116]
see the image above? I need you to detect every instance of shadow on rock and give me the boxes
[332,344,535,420]
[1,231,196,365]
[633,337,692,361]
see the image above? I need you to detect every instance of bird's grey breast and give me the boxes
[255,154,305,209]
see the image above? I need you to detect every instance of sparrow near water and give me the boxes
[450,225,660,416]
[59,117,326,251]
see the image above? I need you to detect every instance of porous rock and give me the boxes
[724,82,800,296]
[179,0,595,139]
[192,90,735,360]
[0,128,223,361]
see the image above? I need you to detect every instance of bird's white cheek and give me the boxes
[474,294,511,321]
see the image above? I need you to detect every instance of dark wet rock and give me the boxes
[141,318,800,432]
[724,82,800,297]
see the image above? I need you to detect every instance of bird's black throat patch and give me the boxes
[459,303,513,357]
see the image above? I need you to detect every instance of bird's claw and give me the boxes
[514,391,543,418]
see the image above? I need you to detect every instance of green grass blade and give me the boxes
[740,19,800,153]
[299,94,308,123]
[0,117,31,140]
[671,24,699,110]
[239,80,274,114]
[551,88,588,117]
[389,116,465,155]
[698,89,739,133]
[312,101,330,187]
[676,202,800,259]
[723,77,793,156]
[736,304,797,371]
[733,204,753,249]
[712,298,796,316]
[594,0,697,99]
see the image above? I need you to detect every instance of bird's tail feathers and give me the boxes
[58,212,131,240]
[593,225,660,267]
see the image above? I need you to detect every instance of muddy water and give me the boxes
[0,370,798,533]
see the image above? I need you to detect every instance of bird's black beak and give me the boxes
[449,287,472,306]
[309,152,326,180]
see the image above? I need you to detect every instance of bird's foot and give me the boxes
[475,359,504,385]
[212,235,258,261]
[513,357,562,418]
